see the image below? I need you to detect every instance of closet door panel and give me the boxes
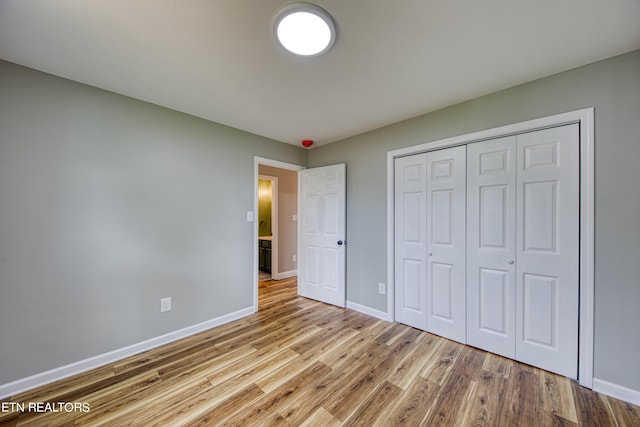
[426,146,466,343]
[394,154,428,330]
[515,124,579,378]
[467,137,517,358]
[479,268,509,334]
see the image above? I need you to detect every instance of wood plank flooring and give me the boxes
[1,277,639,426]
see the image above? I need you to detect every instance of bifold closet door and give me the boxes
[395,146,466,340]
[515,124,579,378]
[395,154,428,330]
[467,124,579,378]
[425,146,466,343]
[466,136,517,359]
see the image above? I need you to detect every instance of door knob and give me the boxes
[337,240,344,246]
[507,259,514,265]
[428,252,433,256]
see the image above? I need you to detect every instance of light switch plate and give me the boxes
[247,211,254,222]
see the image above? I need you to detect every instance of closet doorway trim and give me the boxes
[386,108,594,388]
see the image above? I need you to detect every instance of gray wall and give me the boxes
[308,50,640,392]
[258,165,298,274]
[0,60,307,384]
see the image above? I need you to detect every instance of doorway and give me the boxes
[253,157,305,311]
[258,175,277,281]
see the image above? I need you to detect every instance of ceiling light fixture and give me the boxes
[274,3,336,57]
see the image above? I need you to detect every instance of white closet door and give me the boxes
[515,124,579,378]
[466,136,517,358]
[394,154,428,330]
[426,146,467,343]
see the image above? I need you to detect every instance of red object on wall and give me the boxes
[302,139,314,148]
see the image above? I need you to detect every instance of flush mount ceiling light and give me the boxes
[274,3,336,57]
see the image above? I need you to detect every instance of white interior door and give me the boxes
[426,146,467,343]
[467,136,517,359]
[394,154,428,329]
[515,124,579,378]
[298,164,346,307]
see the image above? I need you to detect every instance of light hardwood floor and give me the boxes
[1,277,639,426]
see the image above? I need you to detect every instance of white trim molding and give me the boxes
[346,300,393,322]
[0,306,254,400]
[274,269,298,280]
[387,108,595,388]
[593,378,640,406]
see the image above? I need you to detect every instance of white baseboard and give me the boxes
[346,300,392,322]
[273,269,297,280]
[0,306,255,400]
[593,377,640,406]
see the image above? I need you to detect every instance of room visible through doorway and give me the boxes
[254,157,305,311]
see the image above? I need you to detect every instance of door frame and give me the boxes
[386,108,594,388]
[254,157,305,312]
[258,174,278,276]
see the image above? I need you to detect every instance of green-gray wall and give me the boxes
[0,60,307,384]
[308,50,640,393]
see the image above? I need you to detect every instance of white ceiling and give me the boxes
[1,1,639,148]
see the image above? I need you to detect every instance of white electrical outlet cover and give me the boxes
[161,297,171,312]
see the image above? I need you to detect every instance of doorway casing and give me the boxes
[386,108,594,388]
